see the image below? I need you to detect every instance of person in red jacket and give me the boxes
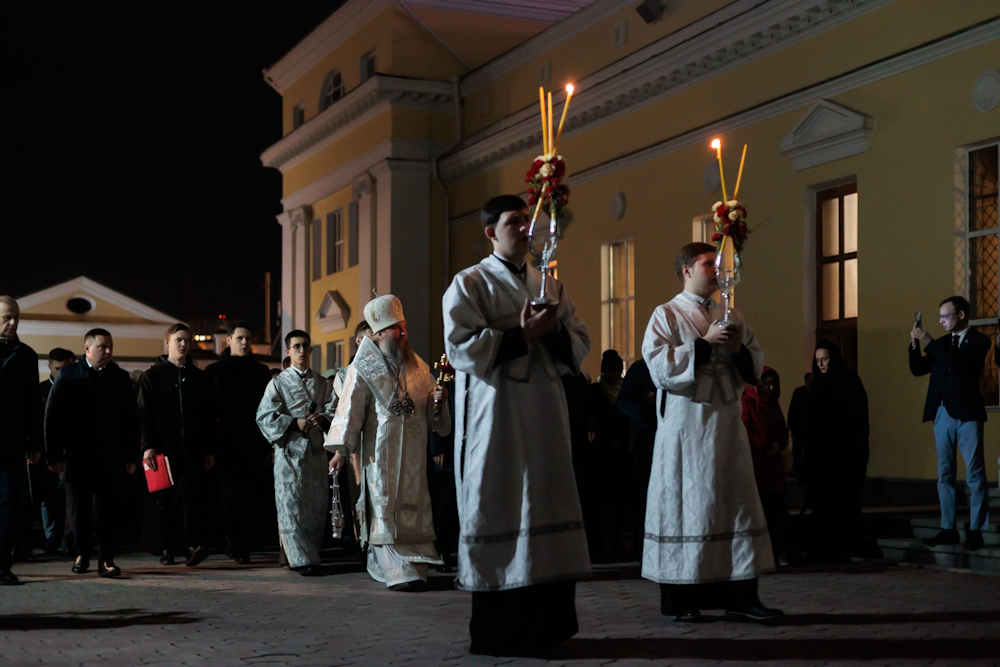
[741,367,789,565]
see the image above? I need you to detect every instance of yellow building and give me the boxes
[262,0,999,485]
[15,276,178,380]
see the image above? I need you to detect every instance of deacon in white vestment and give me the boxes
[256,330,336,576]
[325,295,450,590]
[642,242,782,622]
[443,195,591,656]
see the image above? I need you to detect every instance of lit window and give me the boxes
[601,239,635,366]
[816,183,859,369]
[965,142,999,407]
[319,70,344,111]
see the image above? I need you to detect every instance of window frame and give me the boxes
[319,70,344,112]
[601,238,636,367]
[326,209,344,276]
[816,183,859,325]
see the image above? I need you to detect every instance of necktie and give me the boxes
[949,334,959,370]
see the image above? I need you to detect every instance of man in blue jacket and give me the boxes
[0,296,43,585]
[910,296,991,551]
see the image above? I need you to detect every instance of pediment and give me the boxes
[780,100,873,172]
[315,290,351,333]
[16,276,178,323]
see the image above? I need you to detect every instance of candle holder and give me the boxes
[714,246,741,328]
[527,211,560,306]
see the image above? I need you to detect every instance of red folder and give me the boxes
[143,454,174,492]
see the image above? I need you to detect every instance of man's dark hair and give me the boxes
[164,323,190,342]
[285,329,310,348]
[675,242,716,282]
[939,296,970,320]
[354,320,372,338]
[84,328,112,342]
[281,356,291,370]
[481,194,528,229]
[228,320,253,336]
[49,348,76,362]
[601,349,624,373]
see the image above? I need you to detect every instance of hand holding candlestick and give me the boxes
[433,354,454,416]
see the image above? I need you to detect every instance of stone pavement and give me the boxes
[1,552,998,667]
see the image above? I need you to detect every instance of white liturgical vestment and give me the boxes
[641,290,774,584]
[443,254,591,591]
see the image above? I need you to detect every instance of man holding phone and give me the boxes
[910,296,991,551]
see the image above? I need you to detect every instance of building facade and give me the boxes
[262,0,998,483]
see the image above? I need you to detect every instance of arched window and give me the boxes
[319,70,344,111]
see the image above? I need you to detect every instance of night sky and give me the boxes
[3,3,345,337]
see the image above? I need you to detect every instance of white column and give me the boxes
[353,174,375,312]
[289,206,313,334]
[277,212,294,345]
[370,159,431,361]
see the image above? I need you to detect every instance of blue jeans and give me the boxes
[933,405,989,531]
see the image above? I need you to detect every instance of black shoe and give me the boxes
[234,554,251,565]
[389,580,427,592]
[674,610,703,623]
[0,569,20,586]
[295,565,323,577]
[963,530,985,551]
[726,602,784,623]
[186,546,209,567]
[159,550,175,566]
[72,556,90,574]
[98,562,121,578]
[921,529,960,547]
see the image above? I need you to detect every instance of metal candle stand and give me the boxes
[528,213,560,306]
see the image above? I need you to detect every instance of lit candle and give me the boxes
[553,83,575,153]
[547,92,554,155]
[539,87,548,156]
[711,138,728,203]
[733,144,747,200]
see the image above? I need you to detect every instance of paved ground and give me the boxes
[1,551,998,667]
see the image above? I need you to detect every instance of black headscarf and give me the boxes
[805,340,869,481]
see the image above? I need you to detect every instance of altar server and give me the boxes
[642,242,781,623]
[256,330,336,576]
[326,295,450,590]
[443,195,591,656]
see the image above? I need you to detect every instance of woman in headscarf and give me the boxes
[805,341,869,560]
[742,367,789,564]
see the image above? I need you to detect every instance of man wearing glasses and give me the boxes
[910,296,991,551]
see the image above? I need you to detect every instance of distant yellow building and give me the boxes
[15,276,177,381]
[262,0,998,485]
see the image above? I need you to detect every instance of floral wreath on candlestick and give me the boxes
[526,84,575,226]
[709,139,751,254]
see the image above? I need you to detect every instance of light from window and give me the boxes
[601,239,635,365]
[327,210,344,275]
[966,142,999,406]
[320,70,344,111]
[817,185,858,322]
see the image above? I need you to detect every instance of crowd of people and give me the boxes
[1,192,996,657]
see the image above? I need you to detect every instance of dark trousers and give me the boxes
[153,464,208,551]
[67,478,119,563]
[470,579,578,657]
[811,478,863,559]
[216,464,251,557]
[427,467,458,558]
[759,490,788,558]
[660,578,759,615]
[0,467,19,570]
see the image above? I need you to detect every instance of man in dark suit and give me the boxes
[38,348,76,554]
[910,296,991,551]
[0,296,44,585]
[45,329,139,577]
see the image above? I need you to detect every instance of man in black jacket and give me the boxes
[910,296,991,551]
[138,323,222,566]
[38,348,75,554]
[0,296,43,585]
[205,321,272,564]
[616,357,657,558]
[45,329,139,577]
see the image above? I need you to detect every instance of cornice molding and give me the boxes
[570,20,998,188]
[263,0,394,93]
[261,75,456,173]
[441,0,896,182]
[407,0,593,23]
[16,276,179,324]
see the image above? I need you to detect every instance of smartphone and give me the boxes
[915,311,922,329]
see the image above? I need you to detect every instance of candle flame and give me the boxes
[565,84,574,94]
[711,139,721,150]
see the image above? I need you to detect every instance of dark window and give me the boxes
[326,210,344,276]
[311,346,322,372]
[66,297,93,314]
[292,104,305,130]
[360,50,376,83]
[326,340,344,371]
[319,70,344,112]
[816,183,858,371]
[348,202,359,267]
[311,219,322,281]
